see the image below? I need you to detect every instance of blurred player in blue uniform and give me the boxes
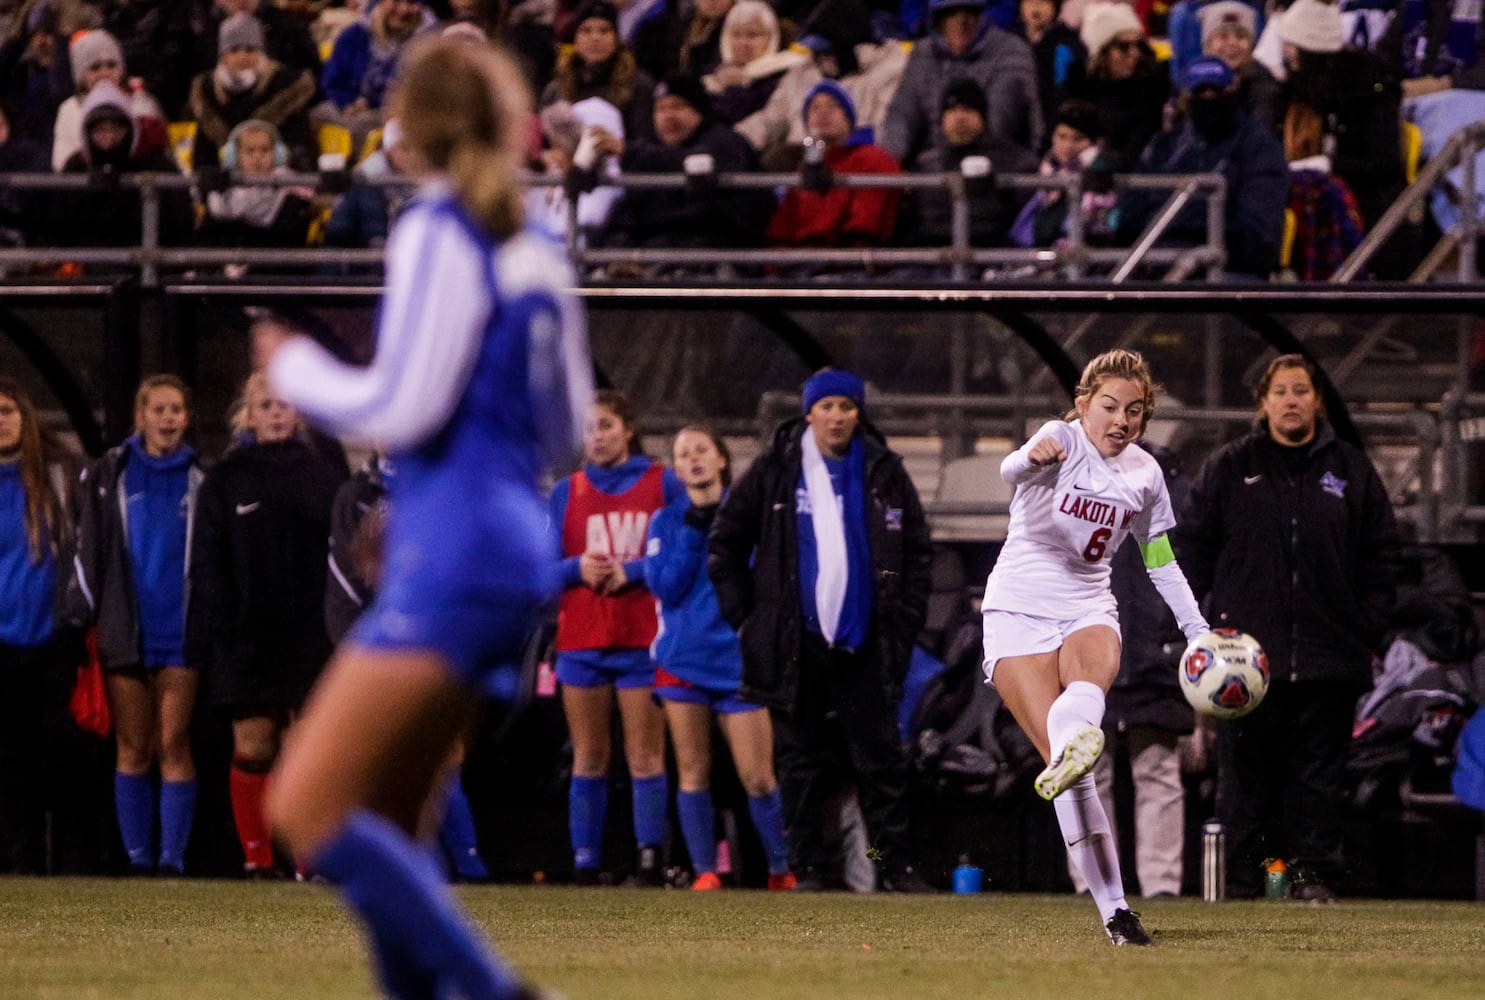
[257,36,592,1000]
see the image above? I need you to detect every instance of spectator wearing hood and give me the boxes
[1200,1,1280,132]
[188,13,318,171]
[1121,56,1287,279]
[1064,1,1169,170]
[1013,0,1088,150]
[319,0,436,147]
[51,80,192,253]
[541,0,657,144]
[701,0,807,126]
[902,78,1039,250]
[51,29,166,172]
[767,80,904,252]
[735,7,909,171]
[883,0,1042,166]
[601,73,773,256]
[0,0,71,147]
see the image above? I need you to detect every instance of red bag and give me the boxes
[68,629,112,738]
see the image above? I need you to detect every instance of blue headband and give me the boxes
[802,369,865,413]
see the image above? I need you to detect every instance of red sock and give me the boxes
[230,758,275,870]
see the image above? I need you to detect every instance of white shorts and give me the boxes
[980,608,1122,686]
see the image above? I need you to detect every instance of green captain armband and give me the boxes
[1138,534,1176,569]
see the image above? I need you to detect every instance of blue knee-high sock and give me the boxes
[313,810,523,1000]
[748,788,791,876]
[114,771,155,870]
[631,773,669,849]
[157,779,196,874]
[439,775,488,881]
[569,775,608,871]
[675,789,716,874]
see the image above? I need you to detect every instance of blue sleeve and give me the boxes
[549,476,583,589]
[644,505,705,606]
[321,26,366,109]
[620,464,681,584]
[662,467,685,504]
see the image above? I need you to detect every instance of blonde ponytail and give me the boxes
[391,37,531,240]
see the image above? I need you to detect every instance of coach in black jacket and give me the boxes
[708,368,933,891]
[1178,354,1399,901]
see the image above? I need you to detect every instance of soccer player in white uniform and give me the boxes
[981,349,1208,946]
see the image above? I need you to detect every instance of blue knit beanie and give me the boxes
[802,79,857,131]
[802,368,865,413]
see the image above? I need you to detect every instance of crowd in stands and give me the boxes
[0,0,1481,278]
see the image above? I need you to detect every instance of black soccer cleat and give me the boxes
[1105,907,1154,946]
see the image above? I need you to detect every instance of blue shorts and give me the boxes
[351,481,554,689]
[653,666,760,715]
[555,647,655,689]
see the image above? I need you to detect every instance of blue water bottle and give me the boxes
[952,854,983,894]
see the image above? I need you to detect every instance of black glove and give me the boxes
[683,502,719,532]
[1081,164,1116,196]
[195,164,229,195]
[563,164,599,198]
[317,166,352,196]
[87,166,120,191]
[800,159,833,194]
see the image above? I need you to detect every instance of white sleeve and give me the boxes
[1001,420,1073,486]
[267,205,490,451]
[1147,560,1209,644]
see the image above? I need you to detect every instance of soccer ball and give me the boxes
[1179,629,1269,719]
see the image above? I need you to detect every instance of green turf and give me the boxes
[1,879,1483,999]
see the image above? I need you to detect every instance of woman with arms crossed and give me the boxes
[644,426,793,891]
[257,37,592,1000]
[982,349,1208,946]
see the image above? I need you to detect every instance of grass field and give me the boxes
[2,879,1484,1000]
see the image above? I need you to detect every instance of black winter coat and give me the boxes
[601,120,774,248]
[1176,423,1401,688]
[323,459,387,645]
[707,417,933,713]
[186,438,345,709]
[66,442,205,670]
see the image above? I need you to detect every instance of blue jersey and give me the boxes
[270,184,593,681]
[644,496,743,692]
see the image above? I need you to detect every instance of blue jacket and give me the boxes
[67,437,204,669]
[645,496,743,691]
[0,462,56,647]
[1127,114,1288,278]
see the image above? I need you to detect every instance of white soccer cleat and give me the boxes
[1034,725,1104,801]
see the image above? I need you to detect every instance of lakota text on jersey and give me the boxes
[1058,492,1137,530]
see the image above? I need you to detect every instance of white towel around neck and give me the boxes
[801,427,848,645]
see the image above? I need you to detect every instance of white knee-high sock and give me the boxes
[1046,680,1106,758]
[1055,774,1128,924]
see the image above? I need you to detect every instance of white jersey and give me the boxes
[982,420,1176,618]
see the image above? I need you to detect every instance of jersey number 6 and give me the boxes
[1082,527,1112,562]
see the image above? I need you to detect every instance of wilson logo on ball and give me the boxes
[1179,630,1269,720]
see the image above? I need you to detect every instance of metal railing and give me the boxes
[1332,119,1485,283]
[0,166,1229,286]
